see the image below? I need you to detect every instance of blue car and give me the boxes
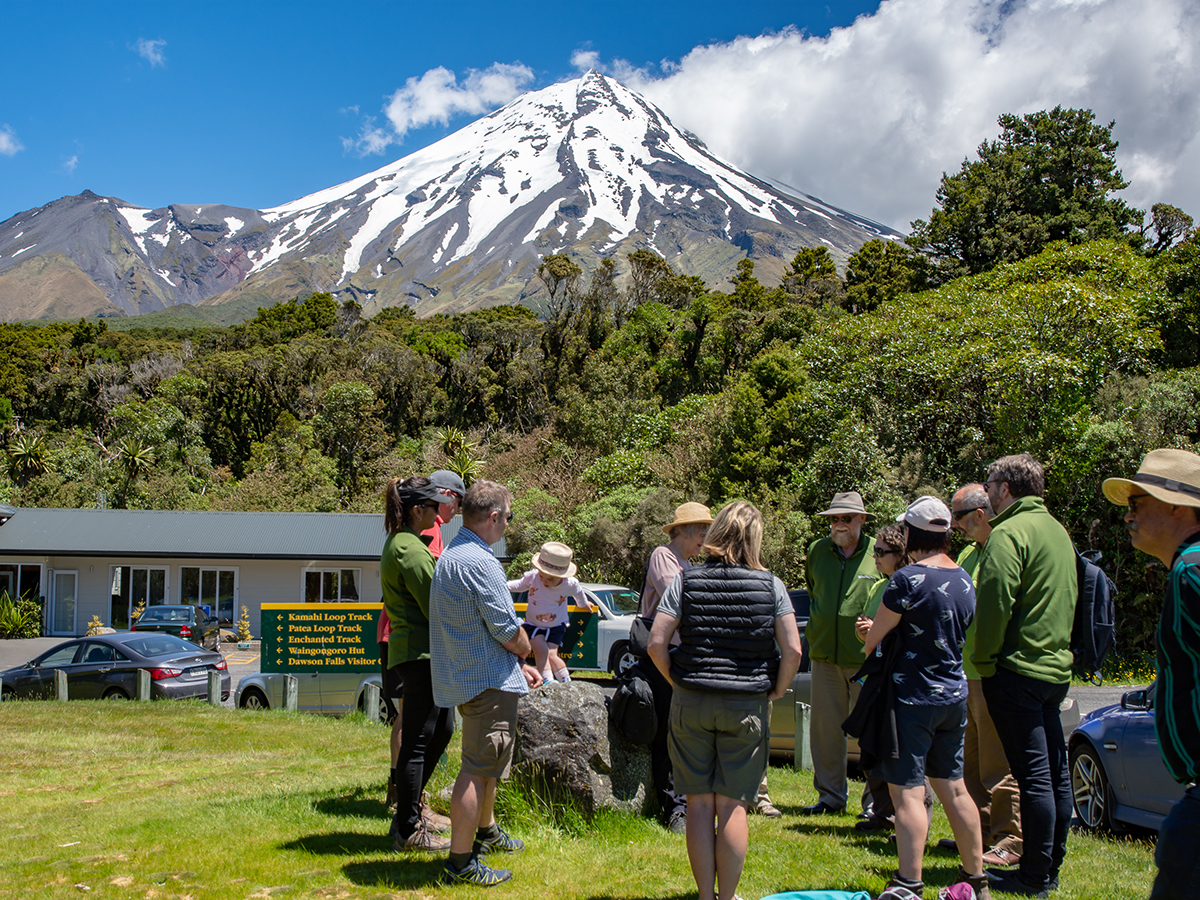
[1068,683,1186,832]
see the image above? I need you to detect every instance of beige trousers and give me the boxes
[965,678,1022,850]
[810,660,863,809]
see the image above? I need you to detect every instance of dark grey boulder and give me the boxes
[513,680,652,818]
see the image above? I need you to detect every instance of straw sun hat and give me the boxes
[533,541,577,579]
[1102,448,1200,508]
[663,502,714,535]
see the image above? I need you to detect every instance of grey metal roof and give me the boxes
[0,507,388,560]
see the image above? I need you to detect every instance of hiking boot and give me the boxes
[755,797,783,818]
[799,801,844,815]
[854,814,893,832]
[422,802,451,834]
[474,825,524,854]
[666,809,687,834]
[982,845,1020,867]
[881,872,924,899]
[939,867,992,900]
[393,821,450,852]
[441,857,513,887]
[986,870,1049,898]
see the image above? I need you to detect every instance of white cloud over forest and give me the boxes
[606,0,1200,231]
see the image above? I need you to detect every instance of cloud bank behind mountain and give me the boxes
[602,0,1200,232]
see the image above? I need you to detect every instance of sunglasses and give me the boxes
[951,507,983,520]
[873,547,898,557]
[828,514,858,524]
[422,501,441,510]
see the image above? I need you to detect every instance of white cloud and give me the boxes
[572,49,601,72]
[63,154,78,174]
[0,124,22,156]
[344,62,535,156]
[134,38,167,67]
[608,0,1200,231]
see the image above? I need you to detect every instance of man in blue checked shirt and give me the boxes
[1104,449,1200,900]
[429,479,542,887]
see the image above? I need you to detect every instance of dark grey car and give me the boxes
[131,604,221,650]
[0,632,230,702]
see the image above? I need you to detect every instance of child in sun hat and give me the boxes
[507,541,595,684]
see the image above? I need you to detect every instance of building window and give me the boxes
[303,568,361,602]
[180,567,238,625]
[110,566,169,630]
[0,563,42,601]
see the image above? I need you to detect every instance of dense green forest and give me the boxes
[2,108,1198,655]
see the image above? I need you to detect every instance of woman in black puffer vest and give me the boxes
[647,501,803,900]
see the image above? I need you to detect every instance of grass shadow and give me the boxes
[281,831,390,856]
[342,855,448,889]
[311,782,390,821]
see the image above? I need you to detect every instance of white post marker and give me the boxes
[137,669,151,701]
[283,674,298,711]
[794,701,813,772]
[207,671,222,706]
[54,669,68,701]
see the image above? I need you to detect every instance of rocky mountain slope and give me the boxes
[0,72,898,322]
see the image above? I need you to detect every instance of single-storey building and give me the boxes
[0,506,502,638]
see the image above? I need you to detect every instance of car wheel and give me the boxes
[609,641,639,677]
[102,687,130,700]
[1070,742,1120,832]
[240,687,269,710]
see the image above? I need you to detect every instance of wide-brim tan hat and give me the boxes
[817,491,873,518]
[533,541,577,579]
[663,501,714,535]
[1102,448,1200,508]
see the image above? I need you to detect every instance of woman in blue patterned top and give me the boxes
[863,496,988,900]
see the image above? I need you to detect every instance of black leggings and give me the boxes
[390,659,454,838]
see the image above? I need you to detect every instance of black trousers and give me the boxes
[390,659,454,839]
[637,658,686,819]
[982,667,1071,888]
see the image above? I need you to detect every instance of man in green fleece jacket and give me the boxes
[802,491,878,815]
[971,454,1076,899]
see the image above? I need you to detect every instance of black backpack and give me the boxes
[608,672,657,745]
[1071,549,1117,684]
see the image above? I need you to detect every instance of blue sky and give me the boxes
[3,0,1198,231]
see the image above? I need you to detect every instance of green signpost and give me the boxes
[260,602,380,673]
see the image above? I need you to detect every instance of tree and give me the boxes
[909,107,1143,278]
[844,239,928,312]
[1144,203,1194,255]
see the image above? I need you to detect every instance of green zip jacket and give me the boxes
[971,496,1076,683]
[805,532,877,667]
[956,543,983,681]
[382,527,435,665]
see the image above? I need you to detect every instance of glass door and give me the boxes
[110,566,169,629]
[180,567,238,624]
[51,571,77,635]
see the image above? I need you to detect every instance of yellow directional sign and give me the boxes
[260,602,381,673]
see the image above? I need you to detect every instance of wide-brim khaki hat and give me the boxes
[663,502,714,535]
[1102,448,1200,508]
[533,541,577,579]
[817,491,873,517]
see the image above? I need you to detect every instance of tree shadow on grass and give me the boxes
[281,832,390,856]
[341,856,448,890]
[311,783,390,822]
[583,893,695,900]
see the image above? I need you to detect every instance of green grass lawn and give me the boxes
[0,701,1157,899]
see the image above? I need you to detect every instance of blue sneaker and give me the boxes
[475,825,524,854]
[441,857,513,886]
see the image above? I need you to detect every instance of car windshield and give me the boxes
[138,607,190,622]
[595,589,640,614]
[123,634,201,658]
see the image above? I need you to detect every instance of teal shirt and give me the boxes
[971,496,1077,683]
[805,532,878,667]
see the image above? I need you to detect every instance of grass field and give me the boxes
[0,700,1157,900]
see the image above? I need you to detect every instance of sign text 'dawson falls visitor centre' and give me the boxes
[260,603,380,673]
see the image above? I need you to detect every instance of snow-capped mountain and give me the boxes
[0,72,898,321]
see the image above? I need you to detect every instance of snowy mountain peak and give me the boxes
[0,73,896,321]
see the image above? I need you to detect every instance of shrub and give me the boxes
[0,591,42,638]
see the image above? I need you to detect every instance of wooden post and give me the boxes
[207,671,222,706]
[54,669,68,701]
[283,674,298,711]
[137,669,151,701]
[363,682,381,722]
[794,701,813,772]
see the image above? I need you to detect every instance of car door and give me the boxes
[13,643,82,699]
[69,641,130,699]
[1118,687,1188,821]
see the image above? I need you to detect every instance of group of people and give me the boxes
[374,446,1200,900]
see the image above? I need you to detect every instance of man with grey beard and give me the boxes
[801,491,878,815]
[946,483,1023,869]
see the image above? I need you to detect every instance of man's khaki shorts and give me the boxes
[458,688,519,779]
